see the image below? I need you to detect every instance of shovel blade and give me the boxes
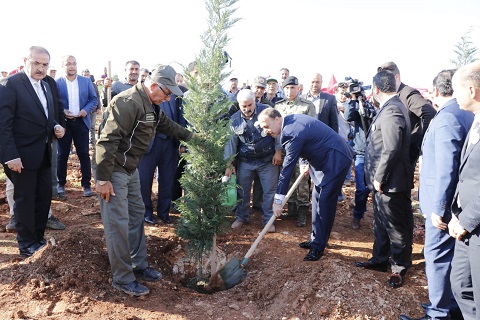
[219,257,247,289]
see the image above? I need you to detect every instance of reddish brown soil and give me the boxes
[0,157,428,320]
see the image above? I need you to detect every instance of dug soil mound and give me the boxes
[0,158,428,319]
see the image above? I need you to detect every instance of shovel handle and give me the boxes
[242,166,308,262]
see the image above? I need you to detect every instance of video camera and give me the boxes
[345,77,371,94]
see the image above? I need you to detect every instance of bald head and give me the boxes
[309,73,323,95]
[452,61,480,114]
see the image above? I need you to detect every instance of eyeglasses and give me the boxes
[377,66,395,72]
[28,60,49,69]
[158,84,172,98]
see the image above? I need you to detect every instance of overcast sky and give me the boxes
[3,0,479,89]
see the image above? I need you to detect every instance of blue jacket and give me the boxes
[420,98,473,218]
[224,103,277,162]
[277,114,353,195]
[155,94,187,149]
[56,75,98,129]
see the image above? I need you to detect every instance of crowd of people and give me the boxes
[1,46,480,320]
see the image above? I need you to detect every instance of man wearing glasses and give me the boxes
[95,64,195,296]
[0,46,66,257]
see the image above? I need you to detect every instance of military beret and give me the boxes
[282,76,299,88]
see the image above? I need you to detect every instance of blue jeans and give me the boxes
[235,160,278,225]
[353,154,369,220]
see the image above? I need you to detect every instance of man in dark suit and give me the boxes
[0,46,65,257]
[377,62,436,170]
[400,70,472,320]
[448,61,480,320]
[56,55,98,198]
[258,108,353,261]
[138,88,188,225]
[355,70,413,289]
[302,73,339,133]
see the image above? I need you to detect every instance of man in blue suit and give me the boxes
[138,89,187,225]
[399,70,472,320]
[258,108,353,261]
[56,55,98,198]
[448,61,480,320]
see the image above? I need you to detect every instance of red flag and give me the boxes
[321,74,337,94]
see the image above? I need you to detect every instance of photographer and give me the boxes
[343,79,376,229]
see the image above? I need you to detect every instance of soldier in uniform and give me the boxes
[274,76,316,227]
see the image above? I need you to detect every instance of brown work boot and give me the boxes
[296,206,308,227]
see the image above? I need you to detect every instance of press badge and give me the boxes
[145,112,156,122]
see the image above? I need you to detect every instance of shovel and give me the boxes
[220,166,308,289]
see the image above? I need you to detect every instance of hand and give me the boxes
[54,125,65,139]
[448,215,468,240]
[64,109,75,119]
[224,167,234,178]
[272,150,282,166]
[103,77,112,88]
[78,109,88,118]
[431,212,447,230]
[300,164,309,176]
[7,158,23,173]
[273,203,283,217]
[96,181,115,202]
[373,180,383,193]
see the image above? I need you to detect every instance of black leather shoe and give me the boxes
[303,248,323,261]
[144,216,157,224]
[420,302,431,310]
[388,272,404,288]
[398,314,430,320]
[354,260,389,272]
[159,216,173,224]
[299,240,312,249]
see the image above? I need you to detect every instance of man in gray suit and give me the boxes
[355,70,413,289]
[448,61,480,320]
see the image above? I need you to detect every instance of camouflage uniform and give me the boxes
[275,96,316,214]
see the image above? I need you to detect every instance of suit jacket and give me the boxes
[156,94,187,149]
[397,83,436,148]
[56,75,98,129]
[43,75,66,128]
[301,92,339,132]
[452,116,480,233]
[365,95,412,193]
[419,98,473,218]
[277,114,353,195]
[0,72,55,169]
[318,92,339,133]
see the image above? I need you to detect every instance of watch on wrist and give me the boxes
[274,198,282,205]
[98,180,107,186]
